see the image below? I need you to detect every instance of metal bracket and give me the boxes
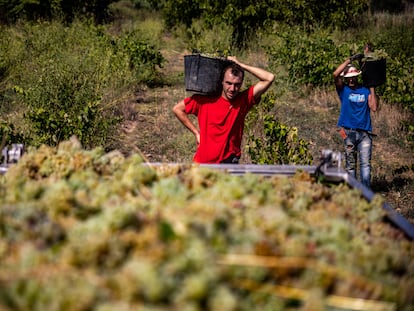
[0,144,25,174]
[312,149,414,240]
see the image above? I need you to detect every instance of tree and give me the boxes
[161,0,370,48]
[0,0,117,24]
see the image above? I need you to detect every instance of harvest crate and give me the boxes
[184,54,232,95]
[361,58,386,87]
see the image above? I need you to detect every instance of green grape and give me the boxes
[0,139,413,310]
[207,285,238,311]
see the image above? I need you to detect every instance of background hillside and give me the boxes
[0,0,413,219]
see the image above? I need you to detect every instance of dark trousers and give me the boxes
[220,154,240,164]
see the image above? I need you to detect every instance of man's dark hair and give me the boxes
[222,62,244,81]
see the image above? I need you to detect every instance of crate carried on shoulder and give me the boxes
[360,49,387,87]
[184,53,233,96]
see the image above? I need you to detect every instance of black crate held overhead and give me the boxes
[361,58,386,87]
[184,54,233,96]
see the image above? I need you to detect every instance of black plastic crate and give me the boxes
[361,58,386,87]
[184,54,232,96]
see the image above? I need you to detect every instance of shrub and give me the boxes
[0,0,117,24]
[368,15,414,111]
[0,20,164,148]
[246,116,313,165]
[265,25,345,87]
[180,19,233,55]
[0,121,25,146]
[161,0,370,48]
[118,30,165,86]
[381,57,414,110]
[245,92,313,165]
[4,21,126,147]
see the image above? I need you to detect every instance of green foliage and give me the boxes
[216,0,276,48]
[381,57,414,111]
[162,0,203,30]
[368,17,414,111]
[0,20,164,148]
[247,116,313,165]
[265,26,344,86]
[131,0,161,10]
[178,19,233,54]
[0,0,58,22]
[161,0,370,48]
[370,0,405,13]
[269,0,369,29]
[245,92,313,165]
[118,30,165,86]
[403,121,414,143]
[376,24,414,60]
[0,121,25,145]
[0,0,117,24]
[3,21,122,147]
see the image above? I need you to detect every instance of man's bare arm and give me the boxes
[368,87,378,112]
[172,100,200,144]
[333,58,351,90]
[227,56,275,100]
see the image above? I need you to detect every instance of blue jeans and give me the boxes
[343,128,372,188]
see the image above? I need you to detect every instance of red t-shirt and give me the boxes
[184,86,256,163]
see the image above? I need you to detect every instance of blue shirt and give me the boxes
[337,85,372,132]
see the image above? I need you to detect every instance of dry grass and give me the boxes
[372,6,414,27]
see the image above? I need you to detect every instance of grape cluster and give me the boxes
[0,138,413,310]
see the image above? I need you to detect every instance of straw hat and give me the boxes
[340,64,361,78]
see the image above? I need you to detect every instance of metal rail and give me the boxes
[318,163,414,240]
[201,163,318,176]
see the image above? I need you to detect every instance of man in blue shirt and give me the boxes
[334,57,378,188]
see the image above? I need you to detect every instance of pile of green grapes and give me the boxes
[0,138,413,311]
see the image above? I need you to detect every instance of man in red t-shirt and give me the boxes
[173,56,275,163]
